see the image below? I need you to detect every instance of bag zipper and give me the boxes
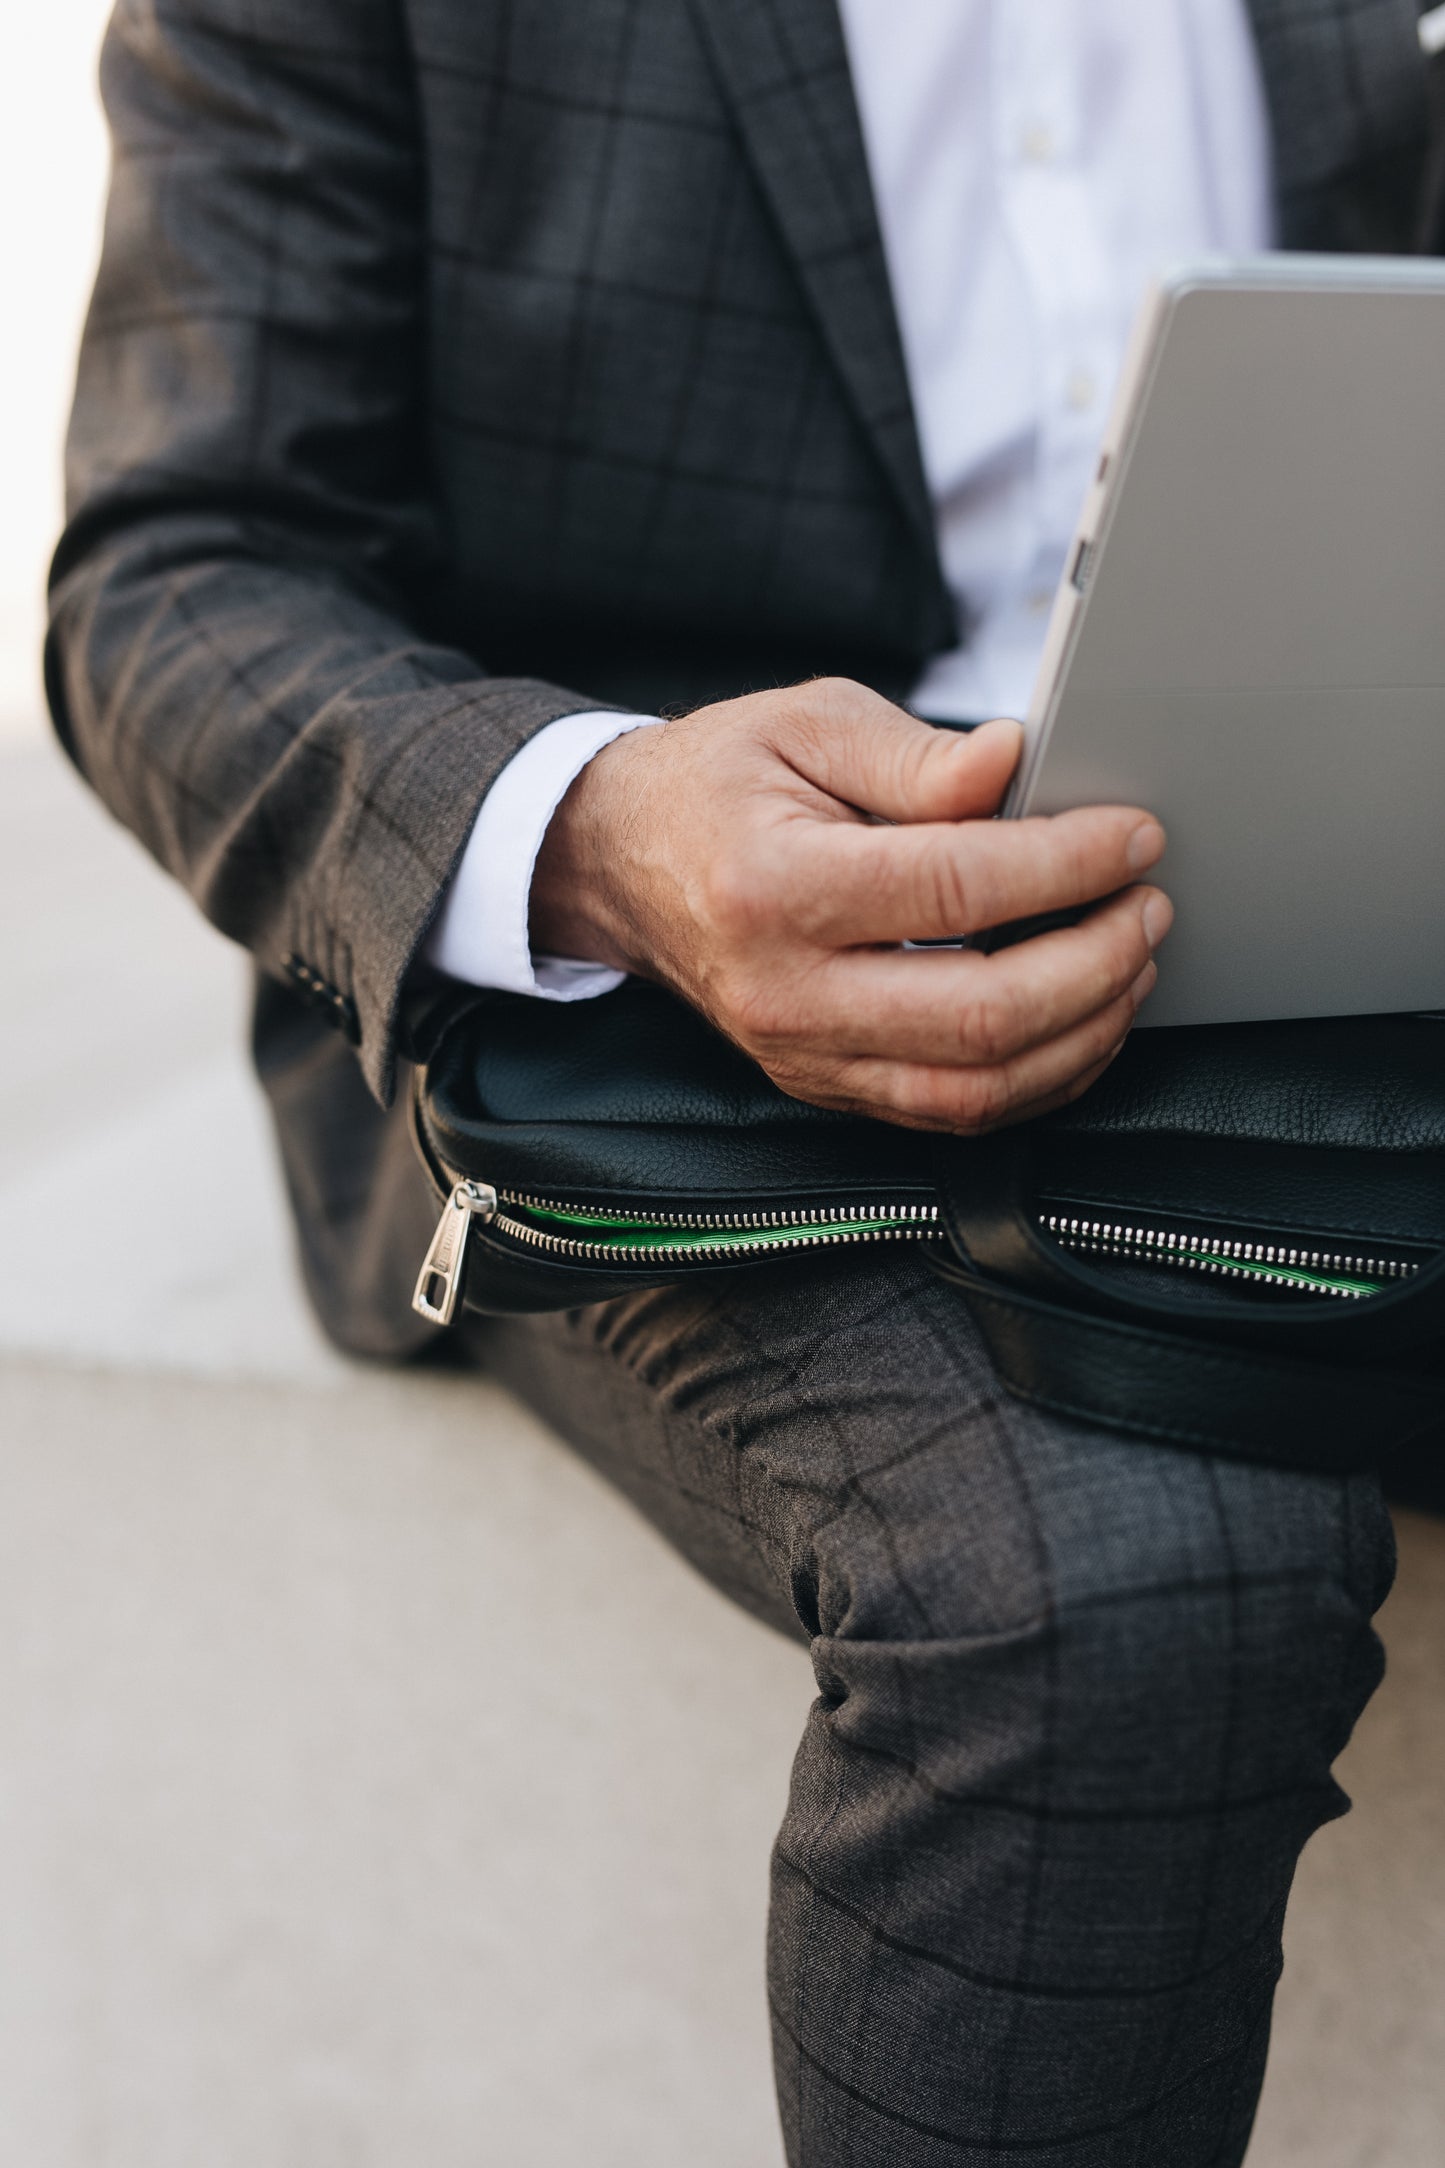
[1041,1211,1422,1302]
[412,1179,940,1326]
[412,1177,1425,1328]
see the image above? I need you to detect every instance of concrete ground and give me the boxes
[1,736,1442,2166]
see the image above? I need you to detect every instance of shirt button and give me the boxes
[1065,366,1099,412]
[1019,120,1057,164]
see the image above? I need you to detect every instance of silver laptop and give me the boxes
[1011,256,1445,1029]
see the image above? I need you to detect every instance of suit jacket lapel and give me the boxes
[687,0,1436,640]
[684,0,944,583]
[1244,0,1432,248]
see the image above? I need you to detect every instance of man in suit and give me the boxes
[48,2,1437,2159]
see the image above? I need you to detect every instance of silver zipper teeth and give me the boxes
[492,1194,939,1264]
[1041,1213,1419,1299]
[499,1191,940,1232]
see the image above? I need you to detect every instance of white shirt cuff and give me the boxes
[426,709,662,999]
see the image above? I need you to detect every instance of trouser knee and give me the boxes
[793,1443,1392,1983]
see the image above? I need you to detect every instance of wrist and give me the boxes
[529,725,655,972]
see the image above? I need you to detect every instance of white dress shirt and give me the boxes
[428,0,1274,999]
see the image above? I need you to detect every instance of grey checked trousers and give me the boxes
[470,1247,1394,2167]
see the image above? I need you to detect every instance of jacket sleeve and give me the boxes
[46,0,593,1104]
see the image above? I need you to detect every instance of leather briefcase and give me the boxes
[407,981,1445,1474]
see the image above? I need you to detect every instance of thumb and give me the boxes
[781,680,1024,824]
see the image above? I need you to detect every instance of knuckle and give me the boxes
[960,978,1024,1065]
[698,850,770,937]
[791,674,852,736]
[784,676,867,770]
[919,849,977,937]
[897,1063,1011,1135]
[870,1066,945,1128]
[954,1066,1013,1132]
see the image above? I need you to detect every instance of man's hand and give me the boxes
[531,678,1172,1134]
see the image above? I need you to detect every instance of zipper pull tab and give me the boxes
[412,1181,498,1326]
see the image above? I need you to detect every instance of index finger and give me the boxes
[792,805,1166,947]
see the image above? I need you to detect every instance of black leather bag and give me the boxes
[407,982,1445,1473]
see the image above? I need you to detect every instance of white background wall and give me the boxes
[0,0,115,739]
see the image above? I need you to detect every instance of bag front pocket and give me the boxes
[1037,1200,1431,1304]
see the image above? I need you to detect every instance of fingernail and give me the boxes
[1130,961,1158,1011]
[1127,820,1166,874]
[1142,894,1173,950]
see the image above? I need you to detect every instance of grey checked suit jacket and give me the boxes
[48,0,1443,1351]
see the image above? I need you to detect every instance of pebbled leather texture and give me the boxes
[1039,1013,1445,1153]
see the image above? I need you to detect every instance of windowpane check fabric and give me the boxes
[473,1251,1394,2167]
